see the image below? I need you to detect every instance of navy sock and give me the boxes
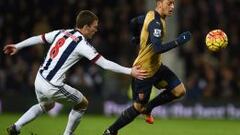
[108,106,140,133]
[145,90,177,114]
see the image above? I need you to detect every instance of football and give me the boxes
[205,29,228,52]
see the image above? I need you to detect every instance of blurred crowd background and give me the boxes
[0,0,239,113]
[178,0,240,102]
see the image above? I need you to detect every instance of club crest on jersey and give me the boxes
[153,29,161,37]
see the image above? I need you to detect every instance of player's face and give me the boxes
[86,20,98,39]
[160,0,175,16]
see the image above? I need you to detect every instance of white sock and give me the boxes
[64,109,85,135]
[15,104,44,131]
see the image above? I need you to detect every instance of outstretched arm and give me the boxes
[94,56,148,80]
[3,35,44,55]
[78,41,148,80]
[3,30,61,56]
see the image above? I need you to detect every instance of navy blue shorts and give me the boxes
[131,64,181,104]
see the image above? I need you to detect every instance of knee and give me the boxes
[133,102,145,113]
[41,102,55,112]
[73,96,88,111]
[172,83,186,98]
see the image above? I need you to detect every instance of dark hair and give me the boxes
[76,10,98,28]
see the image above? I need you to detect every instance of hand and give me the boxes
[131,65,148,80]
[3,44,18,56]
[176,31,192,45]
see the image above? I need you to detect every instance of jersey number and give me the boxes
[50,37,66,59]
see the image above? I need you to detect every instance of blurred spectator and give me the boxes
[178,0,240,101]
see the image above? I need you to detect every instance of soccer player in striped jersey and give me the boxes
[4,10,148,135]
[103,0,191,135]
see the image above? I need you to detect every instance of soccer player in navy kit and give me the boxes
[103,0,192,134]
[4,10,148,135]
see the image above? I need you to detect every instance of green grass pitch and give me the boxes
[0,113,240,135]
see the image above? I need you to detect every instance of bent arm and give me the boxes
[151,39,178,54]
[130,15,145,37]
[148,21,191,53]
[130,15,145,45]
[148,20,178,53]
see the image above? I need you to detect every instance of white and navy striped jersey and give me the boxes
[39,29,100,86]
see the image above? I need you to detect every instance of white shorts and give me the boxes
[34,72,84,105]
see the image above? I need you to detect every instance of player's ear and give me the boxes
[83,25,88,29]
[82,25,91,32]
